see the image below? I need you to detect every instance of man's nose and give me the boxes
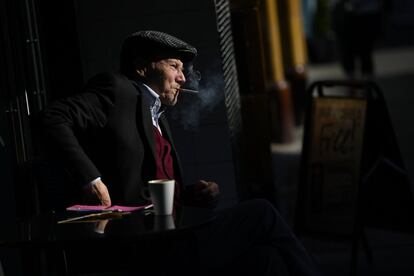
[177,71,186,83]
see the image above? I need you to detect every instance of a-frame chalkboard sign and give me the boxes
[295,80,414,274]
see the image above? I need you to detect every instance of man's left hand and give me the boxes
[193,180,220,205]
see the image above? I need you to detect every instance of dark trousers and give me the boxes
[335,12,382,78]
[194,199,322,276]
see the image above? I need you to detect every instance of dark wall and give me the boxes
[37,0,84,101]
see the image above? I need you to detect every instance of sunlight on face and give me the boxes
[144,59,186,106]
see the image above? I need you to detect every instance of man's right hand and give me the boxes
[82,179,112,207]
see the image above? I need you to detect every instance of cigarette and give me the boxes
[178,88,199,94]
[145,204,154,209]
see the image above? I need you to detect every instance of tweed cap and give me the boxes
[120,30,197,77]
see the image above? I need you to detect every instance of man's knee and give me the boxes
[241,199,282,222]
[239,198,277,213]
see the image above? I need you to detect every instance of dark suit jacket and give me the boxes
[40,72,183,206]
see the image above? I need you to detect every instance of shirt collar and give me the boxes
[141,83,164,119]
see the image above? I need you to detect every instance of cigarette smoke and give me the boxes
[170,66,224,130]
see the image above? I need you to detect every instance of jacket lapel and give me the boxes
[134,82,156,159]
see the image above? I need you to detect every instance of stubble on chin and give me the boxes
[160,92,179,106]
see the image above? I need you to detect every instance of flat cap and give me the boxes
[120,30,197,77]
[120,30,197,76]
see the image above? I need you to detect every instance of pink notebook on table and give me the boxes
[66,204,153,212]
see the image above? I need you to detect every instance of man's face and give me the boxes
[143,58,186,106]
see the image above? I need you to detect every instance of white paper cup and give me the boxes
[148,179,175,215]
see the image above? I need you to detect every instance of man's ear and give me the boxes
[135,68,146,78]
[134,57,147,78]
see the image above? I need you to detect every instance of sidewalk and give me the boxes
[307,46,414,82]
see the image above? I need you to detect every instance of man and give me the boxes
[41,30,218,210]
[41,30,321,275]
[332,0,390,79]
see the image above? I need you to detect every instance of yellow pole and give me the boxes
[284,0,308,125]
[264,0,295,142]
[287,0,307,70]
[264,0,285,83]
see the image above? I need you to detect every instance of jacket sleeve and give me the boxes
[40,73,118,187]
